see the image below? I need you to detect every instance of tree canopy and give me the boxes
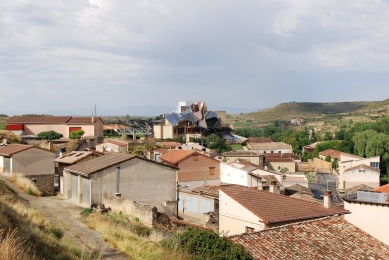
[37,130,63,140]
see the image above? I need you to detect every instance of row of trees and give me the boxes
[235,116,389,184]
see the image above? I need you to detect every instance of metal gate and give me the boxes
[71,174,78,201]
[185,195,198,214]
[4,157,10,174]
[200,199,211,214]
[82,178,90,205]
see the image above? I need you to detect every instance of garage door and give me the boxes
[185,195,198,214]
[82,178,90,205]
[71,174,78,202]
[4,158,10,174]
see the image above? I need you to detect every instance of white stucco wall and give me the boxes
[339,156,380,189]
[344,168,380,189]
[219,190,265,236]
[344,201,389,245]
[220,163,249,186]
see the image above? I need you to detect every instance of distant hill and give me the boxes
[245,101,376,122]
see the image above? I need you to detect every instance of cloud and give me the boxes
[1,0,389,116]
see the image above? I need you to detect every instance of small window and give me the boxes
[193,155,199,161]
[245,226,254,233]
[271,151,274,153]
[370,162,379,168]
[264,151,266,153]
[209,167,215,175]
[278,166,281,169]
[278,151,281,153]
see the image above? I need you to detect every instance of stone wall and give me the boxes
[313,158,332,173]
[297,162,315,172]
[24,174,54,196]
[102,193,157,227]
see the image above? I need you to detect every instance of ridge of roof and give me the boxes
[344,164,380,173]
[0,144,54,156]
[372,183,389,193]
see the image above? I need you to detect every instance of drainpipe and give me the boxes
[114,165,121,197]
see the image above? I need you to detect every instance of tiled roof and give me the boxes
[108,140,128,146]
[229,215,389,260]
[319,149,361,160]
[246,137,274,143]
[220,185,348,224]
[7,116,103,125]
[65,153,133,175]
[345,184,373,194]
[158,142,181,148]
[55,151,92,164]
[285,184,313,196]
[344,164,380,173]
[250,142,291,150]
[225,160,262,172]
[222,151,261,156]
[265,158,294,162]
[372,183,389,193]
[65,154,178,175]
[255,175,281,187]
[264,153,301,160]
[192,185,220,197]
[0,144,34,156]
[159,150,196,165]
[8,116,71,124]
[155,148,168,154]
[289,193,323,204]
[66,116,102,124]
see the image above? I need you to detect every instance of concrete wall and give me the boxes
[219,190,265,235]
[24,124,67,137]
[24,174,54,196]
[180,179,220,190]
[220,163,249,187]
[344,200,389,245]
[178,154,220,184]
[153,125,163,139]
[102,193,157,227]
[267,161,296,173]
[12,148,55,176]
[90,158,176,212]
[251,148,293,154]
[162,125,174,139]
[214,110,226,128]
[178,191,216,223]
[344,168,380,189]
[297,162,315,172]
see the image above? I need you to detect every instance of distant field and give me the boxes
[0,123,5,130]
[233,121,255,128]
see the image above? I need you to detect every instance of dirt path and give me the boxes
[0,174,128,260]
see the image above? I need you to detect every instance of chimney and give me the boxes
[59,148,66,158]
[269,180,279,194]
[92,115,94,123]
[265,165,268,170]
[258,178,266,190]
[202,147,206,154]
[323,190,333,208]
[114,165,121,197]
[3,139,7,145]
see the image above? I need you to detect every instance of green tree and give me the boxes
[69,130,85,140]
[206,134,230,153]
[323,131,332,141]
[281,167,289,174]
[325,155,332,162]
[37,130,63,140]
[332,158,339,169]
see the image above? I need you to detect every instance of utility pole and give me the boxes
[95,104,97,117]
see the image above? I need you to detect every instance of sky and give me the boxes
[1,0,389,116]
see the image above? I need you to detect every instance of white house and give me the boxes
[343,185,389,245]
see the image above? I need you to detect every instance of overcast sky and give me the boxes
[1,0,389,116]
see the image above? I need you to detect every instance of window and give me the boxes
[245,226,254,233]
[209,167,215,175]
[271,151,273,153]
[193,155,199,161]
[278,151,281,153]
[370,162,379,168]
[264,151,266,153]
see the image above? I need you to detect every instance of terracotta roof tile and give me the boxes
[345,184,373,194]
[264,153,301,160]
[285,184,313,196]
[250,142,292,150]
[55,151,92,164]
[319,149,361,160]
[222,151,261,156]
[192,185,219,197]
[65,154,178,175]
[155,148,168,154]
[66,116,102,124]
[246,137,274,143]
[265,158,294,162]
[344,164,380,173]
[157,142,182,148]
[159,150,196,165]
[8,116,71,124]
[0,144,34,156]
[229,215,389,260]
[372,183,389,193]
[220,185,348,224]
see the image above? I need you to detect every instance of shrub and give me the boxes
[80,208,93,217]
[27,187,33,195]
[69,130,85,140]
[37,130,63,140]
[8,175,42,196]
[162,227,253,260]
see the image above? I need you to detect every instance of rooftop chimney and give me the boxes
[258,178,266,191]
[59,148,66,158]
[92,115,94,123]
[323,190,333,208]
[3,139,6,145]
[269,180,279,194]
